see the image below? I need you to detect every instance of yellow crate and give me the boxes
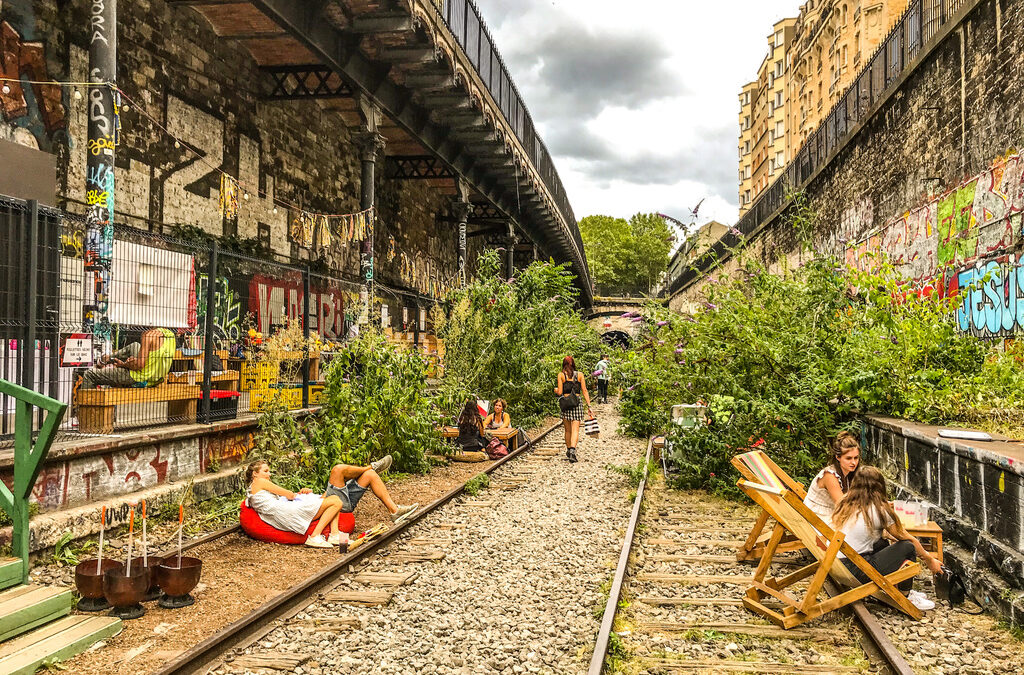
[240,361,278,392]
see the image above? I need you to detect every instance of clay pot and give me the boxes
[156,556,202,608]
[103,564,148,619]
[130,555,164,601]
[74,559,123,612]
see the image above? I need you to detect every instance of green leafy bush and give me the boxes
[618,255,1024,496]
[435,250,602,427]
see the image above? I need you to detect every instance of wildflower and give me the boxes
[657,340,665,345]
[675,348,683,354]
[710,472,716,478]
[657,320,669,326]
[729,227,742,236]
[703,302,718,310]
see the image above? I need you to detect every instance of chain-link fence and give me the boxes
[0,193,433,446]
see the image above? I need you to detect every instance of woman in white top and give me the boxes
[246,460,345,548]
[803,431,861,526]
[832,466,942,611]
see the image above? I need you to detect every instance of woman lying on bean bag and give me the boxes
[244,460,346,548]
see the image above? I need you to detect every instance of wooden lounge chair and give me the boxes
[736,478,922,629]
[731,450,808,561]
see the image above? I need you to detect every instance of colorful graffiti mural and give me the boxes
[845,153,1024,339]
[0,12,67,150]
[957,256,1024,338]
[249,273,354,339]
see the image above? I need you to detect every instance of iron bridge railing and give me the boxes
[435,0,588,282]
[671,0,968,295]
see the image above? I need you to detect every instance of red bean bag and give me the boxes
[239,500,355,544]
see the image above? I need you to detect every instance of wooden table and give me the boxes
[905,521,943,562]
[441,426,520,453]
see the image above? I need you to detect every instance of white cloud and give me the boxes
[474,0,802,226]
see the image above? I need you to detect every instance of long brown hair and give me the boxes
[457,399,482,433]
[561,355,576,379]
[245,460,267,484]
[829,430,861,491]
[831,466,900,531]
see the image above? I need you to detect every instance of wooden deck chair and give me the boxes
[736,478,922,629]
[731,450,808,561]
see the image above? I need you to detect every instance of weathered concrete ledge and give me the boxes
[2,465,243,556]
[0,410,312,516]
[864,415,1024,603]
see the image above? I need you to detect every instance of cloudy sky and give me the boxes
[474,0,800,231]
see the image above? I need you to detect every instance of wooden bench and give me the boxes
[164,371,240,390]
[76,384,201,434]
[441,426,520,453]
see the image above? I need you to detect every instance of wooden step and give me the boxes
[0,558,22,591]
[0,614,122,675]
[0,585,73,642]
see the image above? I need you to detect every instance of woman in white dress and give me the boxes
[246,461,345,548]
[802,431,861,527]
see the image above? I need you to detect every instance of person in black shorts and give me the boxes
[324,454,418,524]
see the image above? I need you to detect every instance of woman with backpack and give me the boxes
[554,355,593,463]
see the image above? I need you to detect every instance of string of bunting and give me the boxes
[289,206,374,249]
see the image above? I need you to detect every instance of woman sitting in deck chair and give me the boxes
[832,466,942,611]
[802,431,861,526]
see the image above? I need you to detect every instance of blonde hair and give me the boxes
[831,466,901,533]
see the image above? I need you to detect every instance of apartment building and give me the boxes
[788,0,909,151]
[739,18,797,215]
[738,1,908,212]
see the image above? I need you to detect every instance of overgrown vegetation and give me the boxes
[617,254,1024,496]
[434,250,602,427]
[254,329,447,491]
[463,473,490,496]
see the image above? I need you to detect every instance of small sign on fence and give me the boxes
[61,333,94,367]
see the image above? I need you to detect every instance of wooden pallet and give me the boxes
[352,571,418,586]
[324,590,394,607]
[0,615,122,675]
[389,551,446,563]
[0,586,73,642]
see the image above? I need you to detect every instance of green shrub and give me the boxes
[618,254,1024,497]
[435,250,602,427]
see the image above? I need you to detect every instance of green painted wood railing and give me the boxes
[0,379,66,584]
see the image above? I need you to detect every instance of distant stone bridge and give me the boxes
[586,296,663,344]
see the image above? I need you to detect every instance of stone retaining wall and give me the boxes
[864,414,1024,618]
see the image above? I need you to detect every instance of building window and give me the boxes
[775,120,784,137]
[776,150,785,166]
[775,91,783,107]
[775,61,784,78]
[775,30,784,47]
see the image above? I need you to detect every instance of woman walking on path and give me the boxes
[555,355,593,463]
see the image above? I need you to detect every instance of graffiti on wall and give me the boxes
[845,154,1024,339]
[0,14,66,150]
[846,153,1024,281]
[249,273,354,339]
[957,256,1024,338]
[15,441,199,511]
[197,274,244,343]
[200,430,253,473]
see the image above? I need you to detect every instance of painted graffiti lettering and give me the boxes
[0,19,67,147]
[249,273,348,338]
[90,1,109,46]
[197,274,243,342]
[957,257,1024,338]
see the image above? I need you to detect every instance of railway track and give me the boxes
[590,438,916,675]
[147,421,565,675]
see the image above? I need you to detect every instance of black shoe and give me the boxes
[566,447,572,459]
[568,448,578,463]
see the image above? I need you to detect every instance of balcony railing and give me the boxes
[673,0,970,295]
[435,0,586,277]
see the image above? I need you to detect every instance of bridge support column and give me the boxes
[452,181,471,287]
[354,97,386,319]
[505,221,517,281]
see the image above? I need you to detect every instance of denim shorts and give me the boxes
[324,479,367,513]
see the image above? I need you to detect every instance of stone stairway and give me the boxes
[0,557,121,674]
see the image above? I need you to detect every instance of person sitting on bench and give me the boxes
[456,399,488,452]
[80,327,176,389]
[245,460,346,548]
[325,454,419,525]
[832,466,942,610]
[483,398,511,430]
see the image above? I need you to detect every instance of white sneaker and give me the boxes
[391,503,419,525]
[907,590,935,611]
[304,534,332,549]
[327,531,349,546]
[370,454,393,474]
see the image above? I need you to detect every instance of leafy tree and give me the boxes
[580,213,672,295]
